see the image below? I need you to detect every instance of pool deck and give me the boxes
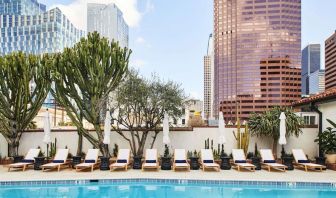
[1,166,336,183]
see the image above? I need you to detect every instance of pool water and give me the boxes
[0,182,336,198]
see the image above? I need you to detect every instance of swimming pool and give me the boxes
[0,179,335,198]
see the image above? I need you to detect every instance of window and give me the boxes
[303,116,316,125]
[182,119,185,125]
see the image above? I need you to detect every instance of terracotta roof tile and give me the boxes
[292,88,336,106]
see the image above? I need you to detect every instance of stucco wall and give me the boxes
[0,127,318,159]
[319,101,336,130]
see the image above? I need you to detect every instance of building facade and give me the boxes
[0,0,85,56]
[87,3,129,48]
[325,31,336,90]
[214,0,301,121]
[309,69,325,95]
[204,34,215,120]
[301,44,321,95]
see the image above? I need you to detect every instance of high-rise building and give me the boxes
[214,0,301,121]
[87,3,129,48]
[0,0,85,56]
[301,44,321,95]
[309,69,325,94]
[325,31,336,90]
[204,34,215,120]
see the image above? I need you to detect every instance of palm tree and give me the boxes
[248,106,303,157]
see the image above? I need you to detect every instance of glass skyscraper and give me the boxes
[0,0,85,107]
[214,0,301,121]
[0,0,85,56]
[87,3,129,48]
[301,44,321,95]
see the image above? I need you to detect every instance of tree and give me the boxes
[248,106,303,156]
[52,32,131,157]
[0,52,52,156]
[187,116,206,127]
[111,70,185,156]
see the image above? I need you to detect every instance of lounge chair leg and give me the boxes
[268,166,270,172]
[305,166,307,172]
[8,167,11,172]
[58,165,61,172]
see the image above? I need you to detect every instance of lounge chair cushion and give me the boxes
[52,160,65,163]
[203,160,214,163]
[21,159,34,163]
[117,159,127,163]
[175,160,187,163]
[298,160,310,163]
[145,160,156,163]
[84,160,95,163]
[264,160,276,163]
[235,160,247,163]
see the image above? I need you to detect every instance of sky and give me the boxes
[41,0,336,100]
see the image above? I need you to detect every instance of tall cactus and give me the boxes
[233,119,250,154]
[0,52,52,156]
[52,32,131,157]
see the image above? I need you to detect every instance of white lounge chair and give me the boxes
[42,149,70,172]
[110,149,131,171]
[260,149,287,172]
[200,149,220,171]
[173,149,190,171]
[232,149,255,172]
[142,149,159,171]
[75,149,100,172]
[292,149,325,172]
[8,149,40,172]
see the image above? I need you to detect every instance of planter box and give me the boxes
[326,163,336,171]
[0,159,13,165]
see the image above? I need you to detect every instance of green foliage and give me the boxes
[52,31,131,157]
[163,144,171,158]
[314,119,336,154]
[248,106,303,155]
[112,144,119,157]
[0,52,52,156]
[112,70,185,156]
[50,138,57,158]
[37,146,45,157]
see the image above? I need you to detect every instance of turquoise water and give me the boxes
[0,182,336,198]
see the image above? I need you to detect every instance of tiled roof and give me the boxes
[292,88,336,106]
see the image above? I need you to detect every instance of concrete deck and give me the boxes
[1,166,336,183]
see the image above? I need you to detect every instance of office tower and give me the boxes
[0,0,85,56]
[309,69,325,94]
[301,44,321,95]
[87,3,129,48]
[214,0,301,121]
[204,34,215,120]
[325,31,336,90]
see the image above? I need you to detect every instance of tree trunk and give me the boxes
[8,139,19,157]
[76,132,83,156]
[273,138,278,159]
[99,143,110,157]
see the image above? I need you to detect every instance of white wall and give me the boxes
[0,127,319,159]
[319,101,336,130]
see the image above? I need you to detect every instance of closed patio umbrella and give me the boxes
[162,112,170,145]
[218,112,226,144]
[103,110,111,145]
[43,110,51,159]
[279,112,287,145]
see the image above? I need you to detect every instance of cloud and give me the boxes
[135,36,146,44]
[189,91,202,100]
[50,0,149,30]
[130,59,147,68]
